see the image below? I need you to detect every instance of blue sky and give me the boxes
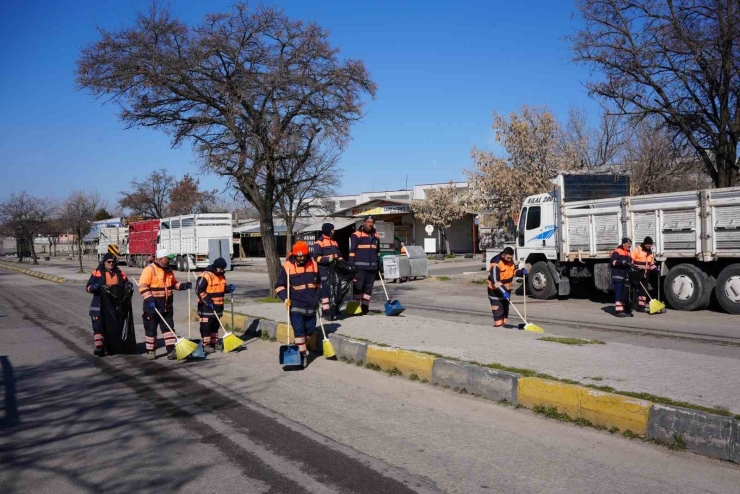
[0,0,599,204]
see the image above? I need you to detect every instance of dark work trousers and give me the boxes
[142,311,176,352]
[353,270,377,314]
[91,316,104,349]
[320,277,332,316]
[199,315,221,347]
[613,282,632,314]
[290,311,316,353]
[488,296,510,327]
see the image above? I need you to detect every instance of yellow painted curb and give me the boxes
[0,262,66,284]
[276,322,295,342]
[366,346,435,380]
[518,378,652,435]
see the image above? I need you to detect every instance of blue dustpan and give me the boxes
[188,340,206,359]
[279,344,301,365]
[385,300,405,316]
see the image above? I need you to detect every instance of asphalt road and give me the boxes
[2,270,740,493]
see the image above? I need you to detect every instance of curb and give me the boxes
[206,309,740,464]
[0,262,68,284]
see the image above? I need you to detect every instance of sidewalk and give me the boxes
[234,301,740,414]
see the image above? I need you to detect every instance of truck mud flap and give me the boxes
[558,276,571,296]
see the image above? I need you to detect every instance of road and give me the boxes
[2,270,740,493]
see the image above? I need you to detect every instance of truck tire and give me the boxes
[715,264,740,314]
[664,264,712,311]
[528,261,557,300]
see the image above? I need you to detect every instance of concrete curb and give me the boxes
[193,309,740,464]
[0,262,68,284]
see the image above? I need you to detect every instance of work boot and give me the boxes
[361,305,369,315]
[301,351,309,369]
[203,345,216,355]
[146,350,157,360]
[214,341,224,352]
[615,312,629,318]
[93,347,106,357]
[167,349,177,360]
[636,306,648,313]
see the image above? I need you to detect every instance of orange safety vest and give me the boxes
[488,255,517,292]
[631,246,655,272]
[138,262,181,311]
[198,269,226,307]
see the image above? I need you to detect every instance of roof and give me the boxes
[83,230,100,242]
[334,199,414,217]
[298,217,356,233]
[239,223,307,235]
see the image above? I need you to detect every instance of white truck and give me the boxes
[97,227,128,264]
[516,173,740,314]
[157,213,233,271]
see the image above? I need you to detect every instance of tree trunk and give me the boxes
[31,242,38,265]
[16,238,22,263]
[259,210,281,297]
[285,218,295,257]
[77,240,84,273]
[442,229,451,256]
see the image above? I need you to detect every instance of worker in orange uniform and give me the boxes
[611,237,634,317]
[487,247,527,328]
[631,236,658,313]
[86,252,131,356]
[275,241,321,368]
[196,257,236,353]
[313,223,342,321]
[349,216,380,315]
[138,249,192,360]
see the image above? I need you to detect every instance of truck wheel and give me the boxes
[664,264,712,311]
[528,261,557,300]
[715,264,740,314]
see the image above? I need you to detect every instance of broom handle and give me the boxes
[188,270,229,335]
[231,289,235,334]
[507,295,527,323]
[285,265,291,346]
[317,305,329,340]
[130,275,182,340]
[523,273,527,321]
[378,268,390,301]
[187,269,191,339]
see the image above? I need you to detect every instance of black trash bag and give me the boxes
[329,259,358,314]
[100,282,137,355]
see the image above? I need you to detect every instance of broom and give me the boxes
[189,270,243,353]
[131,276,198,360]
[316,306,336,359]
[639,280,666,315]
[505,280,545,333]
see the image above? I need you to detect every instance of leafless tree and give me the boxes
[168,174,217,216]
[625,117,712,195]
[119,169,171,219]
[276,147,341,254]
[571,0,740,187]
[77,3,376,294]
[62,191,103,272]
[560,106,630,170]
[0,192,55,264]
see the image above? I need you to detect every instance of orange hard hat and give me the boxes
[292,241,309,256]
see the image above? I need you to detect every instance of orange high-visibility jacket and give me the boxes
[138,262,184,312]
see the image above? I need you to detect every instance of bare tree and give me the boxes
[0,192,55,264]
[119,169,172,218]
[276,147,341,254]
[571,0,740,187]
[411,182,467,255]
[625,117,712,195]
[560,106,630,170]
[62,191,103,272]
[77,4,376,294]
[169,174,217,215]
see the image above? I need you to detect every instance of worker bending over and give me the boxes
[487,247,527,328]
[276,242,321,368]
[138,249,192,359]
[196,257,236,353]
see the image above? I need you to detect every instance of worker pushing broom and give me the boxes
[487,247,544,332]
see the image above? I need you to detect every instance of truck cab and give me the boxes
[515,192,559,265]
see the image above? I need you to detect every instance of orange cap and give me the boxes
[292,241,309,256]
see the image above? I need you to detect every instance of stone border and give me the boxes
[0,262,68,284]
[179,309,740,464]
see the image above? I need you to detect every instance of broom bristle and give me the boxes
[176,338,199,360]
[322,339,336,359]
[524,323,545,333]
[222,333,243,353]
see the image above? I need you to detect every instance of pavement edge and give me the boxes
[0,261,68,284]
[185,309,740,464]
